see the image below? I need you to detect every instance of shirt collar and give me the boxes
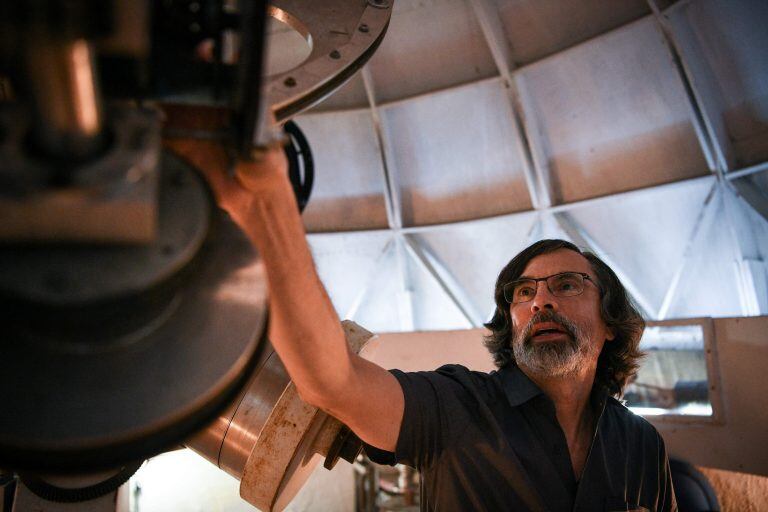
[497,364,611,412]
[497,364,544,407]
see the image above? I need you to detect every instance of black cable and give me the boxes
[18,460,143,503]
[283,120,314,212]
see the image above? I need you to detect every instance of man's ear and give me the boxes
[605,327,616,342]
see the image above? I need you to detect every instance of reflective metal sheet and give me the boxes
[493,0,649,66]
[664,198,745,319]
[367,0,497,103]
[307,230,392,317]
[668,0,768,168]
[381,78,532,226]
[294,111,390,232]
[515,17,708,204]
[566,177,715,316]
[408,211,538,325]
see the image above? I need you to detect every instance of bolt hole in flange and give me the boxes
[264,7,313,77]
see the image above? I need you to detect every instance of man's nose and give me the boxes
[530,281,558,312]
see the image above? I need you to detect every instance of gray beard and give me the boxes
[512,311,596,377]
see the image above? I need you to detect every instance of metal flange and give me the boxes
[186,321,375,512]
[266,0,394,121]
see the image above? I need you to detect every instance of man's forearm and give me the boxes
[236,175,353,405]
[164,133,404,450]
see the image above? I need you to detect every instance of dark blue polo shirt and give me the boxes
[365,364,677,511]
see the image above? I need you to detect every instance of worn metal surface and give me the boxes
[239,321,374,511]
[222,350,293,478]
[238,378,324,511]
[187,321,374,511]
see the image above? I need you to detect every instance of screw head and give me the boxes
[359,23,370,33]
[284,77,297,88]
[330,50,341,60]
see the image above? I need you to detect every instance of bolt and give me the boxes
[189,22,201,33]
[359,24,369,33]
[284,77,297,88]
[189,2,200,12]
[368,0,389,8]
[330,50,341,60]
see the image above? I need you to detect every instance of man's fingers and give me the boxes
[234,142,290,193]
[163,138,235,201]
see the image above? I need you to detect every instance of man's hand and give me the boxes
[162,107,404,453]
[161,102,293,232]
[164,136,291,230]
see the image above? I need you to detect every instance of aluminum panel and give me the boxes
[725,185,768,314]
[294,112,389,232]
[406,244,476,331]
[663,193,745,319]
[751,171,768,201]
[381,78,533,227]
[367,0,498,103]
[410,210,538,322]
[307,231,392,318]
[308,72,370,113]
[515,17,709,204]
[494,0,649,66]
[669,0,768,168]
[566,177,716,316]
[348,239,412,332]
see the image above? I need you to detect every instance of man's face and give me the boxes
[509,249,614,378]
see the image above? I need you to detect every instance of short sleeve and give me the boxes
[364,366,481,470]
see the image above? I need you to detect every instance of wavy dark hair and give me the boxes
[483,239,645,397]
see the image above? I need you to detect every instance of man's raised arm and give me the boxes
[164,132,403,453]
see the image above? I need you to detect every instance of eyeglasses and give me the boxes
[503,272,596,304]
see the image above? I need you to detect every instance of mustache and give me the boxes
[519,310,576,343]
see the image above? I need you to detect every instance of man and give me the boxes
[166,128,676,511]
[364,240,677,511]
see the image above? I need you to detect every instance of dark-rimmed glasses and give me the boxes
[503,272,596,304]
